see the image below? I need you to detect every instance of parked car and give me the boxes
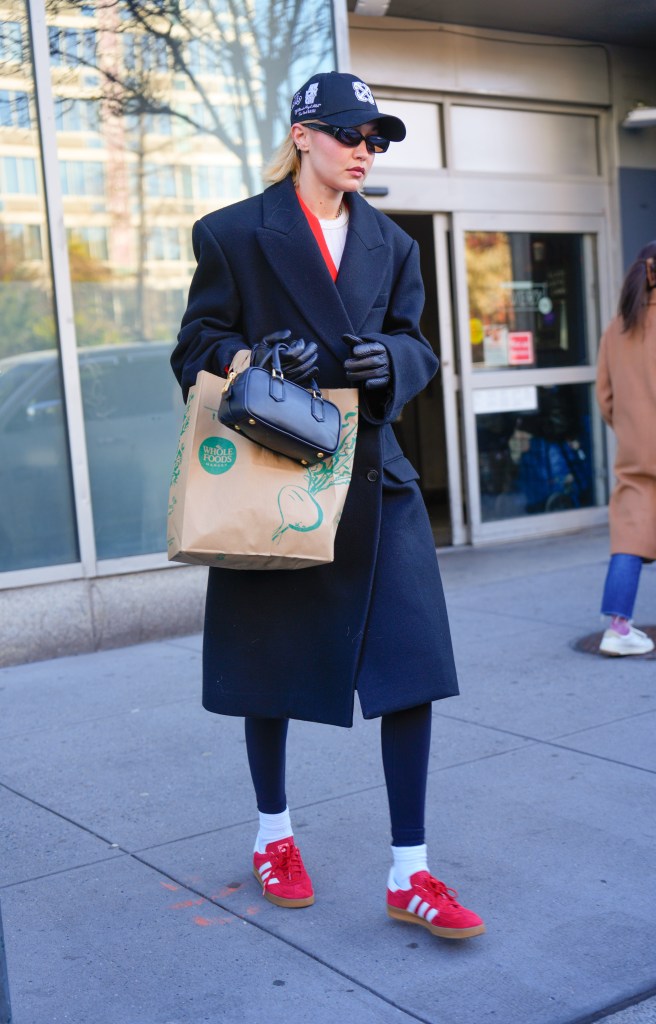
[0,342,182,572]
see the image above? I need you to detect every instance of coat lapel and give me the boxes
[256,178,391,361]
[336,191,391,333]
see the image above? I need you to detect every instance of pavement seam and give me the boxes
[429,713,656,775]
[545,706,656,742]
[434,708,656,750]
[0,792,440,1024]
[567,985,656,1024]
[432,710,548,743]
[127,851,436,1024]
[435,720,656,776]
[129,742,538,855]
[535,739,656,776]
[0,852,127,891]
[430,714,656,776]
[425,739,538,775]
[0,778,120,855]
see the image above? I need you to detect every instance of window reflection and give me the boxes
[467,232,597,371]
[476,384,599,522]
[0,0,78,573]
[44,0,335,561]
[78,344,180,558]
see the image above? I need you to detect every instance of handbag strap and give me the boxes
[270,342,320,396]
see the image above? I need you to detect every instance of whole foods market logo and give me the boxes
[198,436,236,475]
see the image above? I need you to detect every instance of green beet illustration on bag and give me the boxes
[272,486,324,541]
[272,411,357,543]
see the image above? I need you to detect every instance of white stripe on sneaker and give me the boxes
[408,895,422,914]
[417,901,430,919]
[426,907,438,923]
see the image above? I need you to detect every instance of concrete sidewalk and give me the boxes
[1,526,655,1024]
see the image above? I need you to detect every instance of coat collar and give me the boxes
[256,176,391,363]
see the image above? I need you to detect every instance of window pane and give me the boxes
[0,22,24,64]
[476,383,603,522]
[466,231,599,371]
[47,0,336,560]
[0,90,32,128]
[452,107,599,176]
[378,101,442,170]
[0,1,79,573]
[79,344,181,557]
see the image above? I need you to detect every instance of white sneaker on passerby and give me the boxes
[599,624,654,656]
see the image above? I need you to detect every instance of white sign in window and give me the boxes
[473,386,539,415]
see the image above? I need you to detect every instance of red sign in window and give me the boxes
[508,331,534,366]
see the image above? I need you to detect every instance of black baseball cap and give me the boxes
[290,71,406,142]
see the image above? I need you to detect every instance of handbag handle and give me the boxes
[267,343,325,422]
[269,342,320,397]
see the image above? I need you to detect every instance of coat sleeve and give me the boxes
[595,328,613,427]
[358,239,438,425]
[171,219,249,400]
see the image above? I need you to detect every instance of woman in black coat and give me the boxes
[172,71,484,940]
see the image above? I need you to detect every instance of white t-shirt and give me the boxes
[318,207,349,272]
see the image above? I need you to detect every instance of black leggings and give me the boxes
[244,703,431,847]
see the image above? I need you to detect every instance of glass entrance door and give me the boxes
[453,213,610,543]
[388,213,464,546]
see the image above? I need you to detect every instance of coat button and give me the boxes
[366,469,379,482]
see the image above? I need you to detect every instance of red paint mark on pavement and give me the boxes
[245,906,260,916]
[193,915,234,927]
[214,883,243,897]
[160,882,179,891]
[169,899,205,910]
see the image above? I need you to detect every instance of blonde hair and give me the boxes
[263,131,301,186]
[263,121,325,186]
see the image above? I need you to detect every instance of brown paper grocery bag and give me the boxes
[167,366,358,570]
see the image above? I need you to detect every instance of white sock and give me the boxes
[389,844,429,890]
[254,807,292,854]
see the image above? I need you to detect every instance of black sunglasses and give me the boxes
[308,123,390,154]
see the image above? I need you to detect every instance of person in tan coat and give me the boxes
[595,241,656,656]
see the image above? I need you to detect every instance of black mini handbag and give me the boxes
[219,343,342,466]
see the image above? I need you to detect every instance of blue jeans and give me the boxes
[601,553,643,619]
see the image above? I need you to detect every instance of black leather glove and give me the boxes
[343,333,390,390]
[252,330,318,385]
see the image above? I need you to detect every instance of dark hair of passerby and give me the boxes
[618,239,656,333]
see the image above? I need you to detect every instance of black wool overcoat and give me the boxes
[172,175,459,727]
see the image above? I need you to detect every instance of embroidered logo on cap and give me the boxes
[352,81,375,104]
[292,81,321,119]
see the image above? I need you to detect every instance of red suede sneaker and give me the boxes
[253,837,314,908]
[387,870,485,939]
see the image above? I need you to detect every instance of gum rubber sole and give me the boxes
[253,867,315,908]
[387,905,485,939]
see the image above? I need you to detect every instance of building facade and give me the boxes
[347,10,656,545]
[1,0,655,662]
